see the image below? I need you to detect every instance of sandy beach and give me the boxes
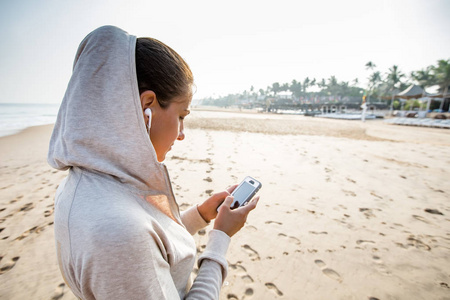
[1,110,449,299]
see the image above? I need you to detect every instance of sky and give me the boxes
[0,0,449,104]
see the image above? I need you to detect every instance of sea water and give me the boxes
[0,103,60,137]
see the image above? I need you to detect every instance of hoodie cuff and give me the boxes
[180,205,209,235]
[198,229,231,281]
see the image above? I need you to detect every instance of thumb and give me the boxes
[220,196,234,210]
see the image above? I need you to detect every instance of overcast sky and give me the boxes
[0,0,449,103]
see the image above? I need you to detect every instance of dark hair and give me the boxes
[135,37,193,108]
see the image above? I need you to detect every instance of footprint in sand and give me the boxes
[265,282,283,296]
[242,275,254,283]
[242,244,260,261]
[15,225,47,241]
[229,263,247,276]
[343,190,356,197]
[412,215,431,224]
[314,259,342,282]
[370,192,383,199]
[0,256,20,275]
[44,208,54,217]
[245,225,257,232]
[346,177,356,184]
[395,236,431,251]
[278,233,301,245]
[372,255,392,276]
[19,203,34,212]
[244,288,254,297]
[406,235,431,251]
[179,203,190,211]
[440,282,449,289]
[0,184,14,190]
[424,208,444,215]
[265,221,282,225]
[50,283,67,300]
[359,208,376,219]
[309,231,328,235]
[356,240,375,245]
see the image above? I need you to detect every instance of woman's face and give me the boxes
[148,95,191,162]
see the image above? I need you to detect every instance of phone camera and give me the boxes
[249,180,254,184]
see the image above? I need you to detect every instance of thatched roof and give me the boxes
[396,84,425,99]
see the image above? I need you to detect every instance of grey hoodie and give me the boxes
[48,26,230,300]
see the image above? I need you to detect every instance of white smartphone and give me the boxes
[218,176,262,211]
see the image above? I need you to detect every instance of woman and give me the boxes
[48,26,258,299]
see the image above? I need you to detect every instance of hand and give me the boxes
[197,185,238,223]
[213,195,259,237]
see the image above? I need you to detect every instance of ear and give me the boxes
[140,90,158,111]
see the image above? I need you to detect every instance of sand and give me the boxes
[1,110,449,299]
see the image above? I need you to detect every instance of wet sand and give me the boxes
[1,110,449,299]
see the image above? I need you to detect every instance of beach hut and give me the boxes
[395,84,426,114]
[396,84,425,99]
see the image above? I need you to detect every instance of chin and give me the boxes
[157,152,167,162]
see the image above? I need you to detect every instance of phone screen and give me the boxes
[232,181,256,206]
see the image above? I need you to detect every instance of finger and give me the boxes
[212,190,231,201]
[226,184,238,194]
[240,196,259,213]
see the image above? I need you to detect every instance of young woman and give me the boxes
[48,26,259,299]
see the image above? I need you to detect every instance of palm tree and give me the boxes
[411,67,434,111]
[327,76,339,100]
[340,81,350,97]
[271,82,280,95]
[367,71,382,104]
[411,67,434,90]
[386,65,405,112]
[303,77,316,100]
[302,77,311,94]
[290,80,302,98]
[280,83,289,92]
[318,78,327,90]
[365,62,378,104]
[386,65,405,89]
[365,61,376,71]
[432,59,450,111]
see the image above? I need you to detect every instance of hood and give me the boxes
[48,26,167,192]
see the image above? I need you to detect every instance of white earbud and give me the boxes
[144,108,152,134]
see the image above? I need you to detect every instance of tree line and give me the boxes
[199,59,450,111]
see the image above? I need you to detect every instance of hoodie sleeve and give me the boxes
[180,205,209,235]
[187,230,231,300]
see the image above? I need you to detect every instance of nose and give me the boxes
[177,120,185,141]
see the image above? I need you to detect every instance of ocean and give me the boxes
[0,103,60,137]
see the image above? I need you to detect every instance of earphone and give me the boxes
[144,108,152,135]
